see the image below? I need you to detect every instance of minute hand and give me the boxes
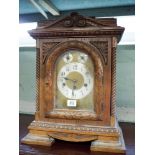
[64,77,77,83]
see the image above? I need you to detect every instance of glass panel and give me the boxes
[55,50,94,111]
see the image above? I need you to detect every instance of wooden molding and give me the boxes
[28,13,124,41]
[28,121,119,136]
[36,48,40,112]
[46,110,101,121]
[48,132,97,142]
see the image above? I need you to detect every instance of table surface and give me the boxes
[19,114,135,155]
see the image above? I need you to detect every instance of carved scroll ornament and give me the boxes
[90,41,108,65]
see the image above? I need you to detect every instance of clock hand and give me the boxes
[72,85,77,96]
[64,77,78,83]
[64,77,72,81]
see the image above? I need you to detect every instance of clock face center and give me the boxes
[65,72,84,89]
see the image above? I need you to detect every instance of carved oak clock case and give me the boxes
[21,13,125,153]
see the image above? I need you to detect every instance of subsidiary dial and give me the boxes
[63,53,73,63]
[78,53,88,63]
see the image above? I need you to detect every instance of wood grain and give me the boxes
[21,13,125,153]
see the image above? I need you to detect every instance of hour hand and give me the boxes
[64,77,70,81]
[59,77,67,81]
[63,77,73,82]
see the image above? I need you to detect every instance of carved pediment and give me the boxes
[38,12,117,29]
[29,12,124,41]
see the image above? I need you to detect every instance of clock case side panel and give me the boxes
[41,39,110,125]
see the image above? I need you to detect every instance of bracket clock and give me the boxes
[21,12,125,153]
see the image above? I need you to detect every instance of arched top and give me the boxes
[45,40,104,77]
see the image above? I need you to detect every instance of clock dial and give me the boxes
[57,62,93,99]
[55,50,94,110]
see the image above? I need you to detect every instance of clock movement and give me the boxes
[21,12,125,153]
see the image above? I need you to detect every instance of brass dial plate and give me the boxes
[55,50,94,110]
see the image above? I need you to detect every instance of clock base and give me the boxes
[90,128,126,153]
[21,133,55,146]
[21,120,126,153]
